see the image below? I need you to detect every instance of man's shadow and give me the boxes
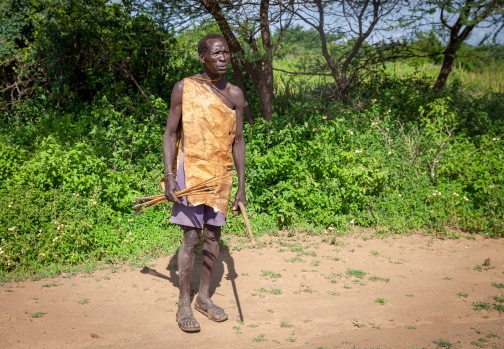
[140,240,243,320]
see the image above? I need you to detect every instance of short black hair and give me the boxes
[198,34,226,55]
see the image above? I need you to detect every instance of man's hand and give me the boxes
[231,189,247,214]
[164,175,182,205]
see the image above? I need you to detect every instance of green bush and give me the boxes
[1,74,503,275]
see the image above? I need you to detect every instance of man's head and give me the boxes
[198,34,230,76]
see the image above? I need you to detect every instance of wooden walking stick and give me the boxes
[237,202,256,248]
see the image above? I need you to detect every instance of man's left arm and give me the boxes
[231,85,247,211]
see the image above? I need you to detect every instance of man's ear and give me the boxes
[198,53,205,64]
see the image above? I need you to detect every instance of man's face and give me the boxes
[199,38,231,75]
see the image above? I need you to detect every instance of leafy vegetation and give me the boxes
[0,0,503,278]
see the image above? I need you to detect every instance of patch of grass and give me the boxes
[286,337,296,342]
[444,276,453,281]
[346,269,367,279]
[352,320,366,328]
[352,279,366,286]
[406,294,414,298]
[406,325,416,330]
[343,284,352,289]
[324,273,341,284]
[271,288,283,295]
[375,298,387,305]
[303,319,311,323]
[302,250,317,257]
[457,292,469,298]
[474,265,483,272]
[492,295,504,303]
[5,289,13,292]
[311,260,320,267]
[30,311,47,318]
[491,282,504,289]
[369,322,381,329]
[433,338,452,348]
[471,338,488,348]
[261,270,281,279]
[284,256,306,263]
[327,291,341,296]
[78,298,90,305]
[280,321,293,328]
[251,292,265,298]
[41,283,59,288]
[289,244,304,253]
[368,276,390,283]
[253,334,266,343]
[237,319,244,325]
[267,309,274,313]
[233,325,242,333]
[370,250,380,256]
[494,304,504,313]
[247,323,258,328]
[473,302,491,311]
[297,283,316,293]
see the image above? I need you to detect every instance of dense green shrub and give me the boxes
[1,73,503,275]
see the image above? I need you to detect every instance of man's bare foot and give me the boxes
[176,304,200,333]
[194,296,228,322]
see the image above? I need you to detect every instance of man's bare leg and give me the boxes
[177,226,201,331]
[195,224,227,321]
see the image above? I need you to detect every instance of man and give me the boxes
[162,34,246,333]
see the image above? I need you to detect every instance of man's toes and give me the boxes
[187,318,200,328]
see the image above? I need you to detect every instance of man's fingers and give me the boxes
[171,193,182,205]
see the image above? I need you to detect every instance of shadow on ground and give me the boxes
[139,241,243,320]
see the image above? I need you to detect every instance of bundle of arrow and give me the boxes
[132,174,233,215]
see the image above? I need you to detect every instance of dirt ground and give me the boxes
[1,233,504,349]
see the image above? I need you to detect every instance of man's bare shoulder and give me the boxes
[226,82,245,108]
[173,79,184,92]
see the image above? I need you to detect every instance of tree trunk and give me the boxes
[257,69,274,122]
[230,57,254,125]
[433,43,457,89]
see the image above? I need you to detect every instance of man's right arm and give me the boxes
[162,80,184,204]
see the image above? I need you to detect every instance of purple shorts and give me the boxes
[169,151,226,229]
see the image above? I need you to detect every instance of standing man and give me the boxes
[162,34,246,333]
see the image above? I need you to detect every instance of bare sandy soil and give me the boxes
[1,233,504,349]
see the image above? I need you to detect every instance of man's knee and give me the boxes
[203,225,221,243]
[182,227,200,249]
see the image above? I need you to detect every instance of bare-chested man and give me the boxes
[162,34,246,333]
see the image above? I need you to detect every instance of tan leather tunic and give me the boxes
[173,78,237,216]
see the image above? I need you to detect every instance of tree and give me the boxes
[294,0,407,101]
[416,0,504,89]
[136,0,296,122]
[0,0,179,112]
[0,0,36,107]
